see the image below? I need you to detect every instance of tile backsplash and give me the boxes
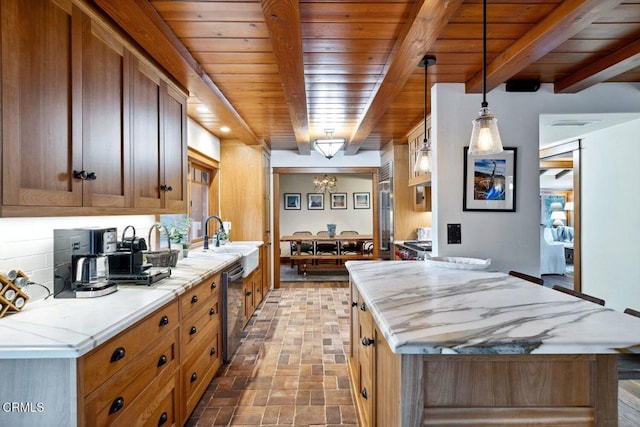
[0,215,156,301]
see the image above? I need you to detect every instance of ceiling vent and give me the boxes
[548,120,600,127]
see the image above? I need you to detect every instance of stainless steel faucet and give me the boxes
[203,215,225,250]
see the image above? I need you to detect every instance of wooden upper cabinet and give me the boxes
[1,0,81,208]
[81,17,130,208]
[1,0,186,216]
[131,59,187,212]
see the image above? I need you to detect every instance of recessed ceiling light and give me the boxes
[220,126,231,133]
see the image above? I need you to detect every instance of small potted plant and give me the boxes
[162,217,192,257]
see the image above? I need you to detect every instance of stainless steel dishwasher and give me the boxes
[221,260,244,363]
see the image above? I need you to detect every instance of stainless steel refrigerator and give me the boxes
[378,162,393,260]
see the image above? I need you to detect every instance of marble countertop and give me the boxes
[0,253,240,359]
[345,260,640,355]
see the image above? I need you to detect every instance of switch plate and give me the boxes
[447,224,461,244]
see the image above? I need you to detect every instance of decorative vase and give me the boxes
[182,243,189,258]
[327,223,336,238]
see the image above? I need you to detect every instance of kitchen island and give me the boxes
[0,252,243,427]
[346,260,640,426]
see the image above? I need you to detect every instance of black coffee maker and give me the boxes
[108,225,149,275]
[53,228,118,298]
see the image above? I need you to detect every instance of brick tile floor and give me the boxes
[185,287,356,426]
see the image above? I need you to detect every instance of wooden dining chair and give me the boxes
[339,230,360,255]
[508,271,544,285]
[316,230,339,265]
[551,285,605,306]
[290,231,313,268]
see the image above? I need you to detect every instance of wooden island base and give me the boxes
[349,330,618,427]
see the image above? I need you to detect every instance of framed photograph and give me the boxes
[284,193,301,210]
[307,193,324,210]
[353,192,370,209]
[330,193,347,209]
[463,147,517,212]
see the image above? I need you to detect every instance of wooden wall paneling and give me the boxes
[391,144,429,241]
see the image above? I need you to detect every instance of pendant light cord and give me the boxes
[482,0,488,108]
[424,57,428,146]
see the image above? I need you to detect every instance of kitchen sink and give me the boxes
[191,243,259,277]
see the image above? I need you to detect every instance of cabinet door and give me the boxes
[131,60,162,209]
[81,18,130,208]
[161,85,187,211]
[1,0,82,207]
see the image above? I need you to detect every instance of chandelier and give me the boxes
[313,175,337,193]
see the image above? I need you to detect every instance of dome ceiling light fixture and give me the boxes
[313,129,345,159]
[468,0,504,156]
[414,55,436,174]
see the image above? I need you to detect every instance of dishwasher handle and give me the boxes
[227,264,244,281]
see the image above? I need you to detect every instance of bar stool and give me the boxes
[508,271,544,285]
[618,307,640,380]
[551,285,605,306]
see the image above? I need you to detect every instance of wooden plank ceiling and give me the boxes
[92,0,640,154]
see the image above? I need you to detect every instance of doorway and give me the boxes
[540,140,581,291]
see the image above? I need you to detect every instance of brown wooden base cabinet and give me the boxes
[349,284,619,426]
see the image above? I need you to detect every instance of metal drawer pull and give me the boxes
[109,396,124,414]
[361,388,368,399]
[159,315,169,327]
[361,337,375,347]
[157,355,167,367]
[160,184,173,192]
[210,282,217,290]
[190,372,198,383]
[246,291,252,296]
[190,326,197,335]
[191,295,198,304]
[210,307,216,316]
[351,301,357,307]
[210,347,216,356]
[158,412,168,426]
[110,347,126,363]
[360,303,366,312]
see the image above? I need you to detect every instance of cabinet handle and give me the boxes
[72,170,97,181]
[361,337,375,347]
[191,295,198,304]
[209,307,216,316]
[85,171,97,181]
[159,315,169,327]
[190,326,197,335]
[157,355,167,367]
[110,347,126,363]
[360,303,366,312]
[210,282,217,290]
[160,184,174,192]
[190,372,198,383]
[246,291,252,296]
[158,411,168,426]
[210,347,216,356]
[361,388,368,399]
[351,301,357,307]
[109,396,124,414]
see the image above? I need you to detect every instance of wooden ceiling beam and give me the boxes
[344,0,463,155]
[555,38,640,93]
[465,0,624,94]
[91,0,259,144]
[540,160,573,170]
[260,0,310,154]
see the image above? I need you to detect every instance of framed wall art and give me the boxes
[284,193,301,210]
[307,193,324,210]
[353,192,370,209]
[330,193,347,209]
[463,147,517,212]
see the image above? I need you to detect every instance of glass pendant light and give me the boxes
[468,0,503,156]
[414,55,436,174]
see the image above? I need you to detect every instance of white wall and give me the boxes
[278,174,374,256]
[431,82,640,279]
[188,118,220,160]
[0,215,156,301]
[581,119,640,311]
